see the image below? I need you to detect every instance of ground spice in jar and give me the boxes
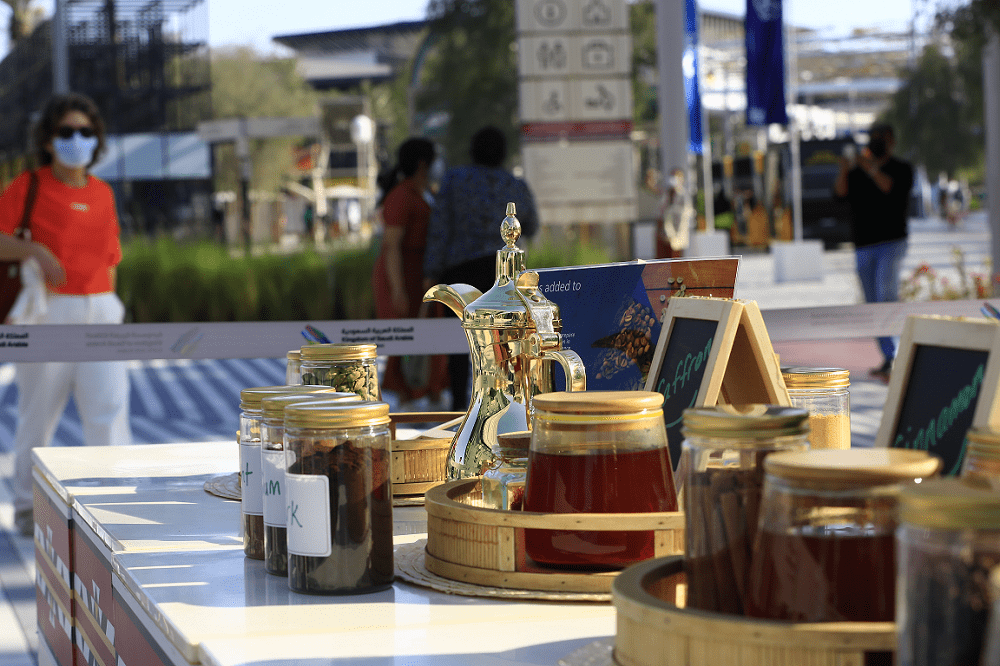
[284,400,393,595]
[781,367,851,450]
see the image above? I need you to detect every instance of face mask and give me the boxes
[52,134,98,168]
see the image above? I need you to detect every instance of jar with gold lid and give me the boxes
[523,391,677,570]
[259,388,359,577]
[897,477,1000,666]
[284,399,393,594]
[781,366,851,449]
[748,448,941,623]
[239,385,312,560]
[961,426,1000,484]
[286,350,302,385]
[680,404,810,614]
[299,343,380,401]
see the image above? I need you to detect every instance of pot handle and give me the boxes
[542,349,587,392]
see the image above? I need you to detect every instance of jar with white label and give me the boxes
[259,389,358,576]
[299,343,380,401]
[284,399,393,594]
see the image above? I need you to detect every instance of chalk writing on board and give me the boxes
[891,345,987,475]
[649,316,720,468]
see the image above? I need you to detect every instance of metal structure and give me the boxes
[0,0,209,160]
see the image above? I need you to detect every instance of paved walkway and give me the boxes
[0,211,990,664]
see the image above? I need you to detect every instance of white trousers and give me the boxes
[13,292,132,512]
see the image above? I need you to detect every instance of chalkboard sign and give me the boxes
[644,298,744,469]
[878,316,1000,476]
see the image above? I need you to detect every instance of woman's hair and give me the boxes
[470,126,506,168]
[376,137,435,206]
[32,92,107,168]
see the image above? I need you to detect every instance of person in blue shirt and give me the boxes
[423,126,539,411]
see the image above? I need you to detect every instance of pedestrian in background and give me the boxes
[423,126,539,411]
[371,137,448,409]
[0,92,132,536]
[834,122,914,383]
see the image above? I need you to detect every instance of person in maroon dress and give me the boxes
[371,138,448,407]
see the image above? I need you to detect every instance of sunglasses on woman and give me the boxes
[56,126,95,139]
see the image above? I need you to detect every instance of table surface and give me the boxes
[33,443,615,666]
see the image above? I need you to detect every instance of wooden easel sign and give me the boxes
[644,297,789,470]
[876,315,1000,475]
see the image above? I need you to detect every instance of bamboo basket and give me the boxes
[389,412,462,497]
[612,556,896,666]
[424,478,685,594]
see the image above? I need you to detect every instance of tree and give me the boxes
[416,0,519,165]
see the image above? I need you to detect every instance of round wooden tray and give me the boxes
[389,412,461,498]
[612,556,896,666]
[424,478,685,594]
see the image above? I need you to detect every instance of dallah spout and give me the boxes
[423,283,483,319]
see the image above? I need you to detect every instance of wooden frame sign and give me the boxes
[644,297,789,470]
[876,315,1000,475]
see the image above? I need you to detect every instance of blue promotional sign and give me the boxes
[745,0,789,125]
[684,0,702,154]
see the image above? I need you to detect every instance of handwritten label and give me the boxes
[262,450,286,527]
[648,317,719,468]
[238,441,263,516]
[891,345,988,475]
[285,473,332,558]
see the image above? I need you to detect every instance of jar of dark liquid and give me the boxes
[897,477,1000,666]
[748,448,941,623]
[524,391,677,570]
[680,404,809,614]
[240,385,307,560]
[284,399,394,594]
[259,389,358,576]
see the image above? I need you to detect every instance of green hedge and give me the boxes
[117,236,610,323]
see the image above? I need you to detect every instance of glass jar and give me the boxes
[781,366,851,450]
[299,343,379,401]
[961,426,1000,485]
[897,477,1000,666]
[748,448,941,622]
[680,404,809,614]
[523,391,677,570]
[284,399,394,594]
[239,385,307,560]
[982,565,1000,666]
[259,389,358,577]
[286,350,302,385]
[481,431,530,511]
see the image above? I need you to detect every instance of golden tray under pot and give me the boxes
[612,556,896,666]
[424,478,685,594]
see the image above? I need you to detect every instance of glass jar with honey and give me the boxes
[747,448,941,623]
[523,391,677,570]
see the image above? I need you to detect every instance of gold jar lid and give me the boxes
[261,390,359,420]
[781,366,850,389]
[682,404,809,440]
[287,349,301,361]
[300,343,377,361]
[899,476,1000,530]
[240,384,327,411]
[967,427,1000,461]
[284,399,390,429]
[765,449,941,489]
[533,391,664,431]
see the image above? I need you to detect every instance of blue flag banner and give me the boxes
[684,0,702,154]
[745,0,789,126]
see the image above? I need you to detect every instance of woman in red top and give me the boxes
[371,138,448,407]
[0,93,131,536]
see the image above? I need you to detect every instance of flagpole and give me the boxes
[786,9,803,242]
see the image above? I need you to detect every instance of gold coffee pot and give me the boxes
[424,203,586,479]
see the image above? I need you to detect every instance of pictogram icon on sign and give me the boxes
[582,0,612,27]
[582,40,614,69]
[535,0,567,27]
[537,40,567,70]
[542,91,563,115]
[585,84,615,111]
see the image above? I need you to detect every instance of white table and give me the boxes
[32,443,614,666]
